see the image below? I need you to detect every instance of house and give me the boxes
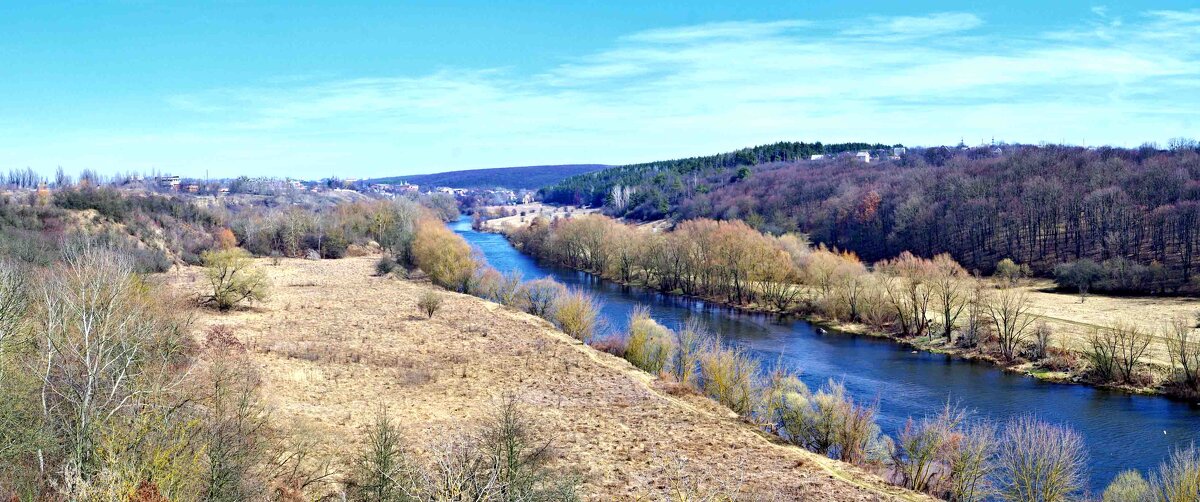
[183,183,200,193]
[855,151,871,163]
[217,187,230,196]
[810,154,826,160]
[157,175,181,190]
[892,147,907,156]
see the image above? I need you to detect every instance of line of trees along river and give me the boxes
[451,216,1200,499]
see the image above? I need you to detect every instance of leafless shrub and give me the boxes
[1030,322,1053,361]
[417,291,443,319]
[493,271,525,309]
[347,407,412,501]
[1149,443,1200,502]
[205,325,245,353]
[347,396,578,501]
[521,278,566,319]
[994,416,1087,502]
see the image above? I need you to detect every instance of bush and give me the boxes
[995,416,1087,502]
[773,379,884,464]
[553,289,602,342]
[470,267,502,300]
[494,271,525,308]
[671,319,707,387]
[200,248,269,311]
[374,255,399,277]
[1030,322,1053,361]
[411,218,476,291]
[1054,259,1104,302]
[994,258,1029,286]
[346,397,578,501]
[349,408,411,501]
[1102,469,1149,502]
[417,291,443,319]
[1149,444,1200,501]
[698,343,757,416]
[624,307,675,374]
[521,278,566,319]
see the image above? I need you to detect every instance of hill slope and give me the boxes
[172,256,927,501]
[371,164,608,190]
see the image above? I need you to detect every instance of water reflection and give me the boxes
[452,217,1200,489]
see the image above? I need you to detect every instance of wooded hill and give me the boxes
[370,163,608,190]
[542,143,1200,294]
[541,141,895,213]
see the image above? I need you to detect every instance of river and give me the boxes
[452,216,1199,490]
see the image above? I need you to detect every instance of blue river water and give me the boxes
[451,216,1200,490]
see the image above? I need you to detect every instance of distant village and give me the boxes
[0,169,539,207]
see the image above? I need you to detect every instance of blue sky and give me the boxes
[1,1,1198,179]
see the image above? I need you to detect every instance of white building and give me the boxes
[855,151,871,163]
[810,154,826,160]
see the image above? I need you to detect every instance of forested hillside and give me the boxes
[370,163,607,190]
[540,141,894,214]
[543,143,1200,294]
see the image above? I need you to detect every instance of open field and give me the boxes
[168,256,926,501]
[478,203,599,230]
[1009,280,1200,366]
[479,203,672,232]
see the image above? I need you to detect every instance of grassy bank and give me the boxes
[170,256,928,501]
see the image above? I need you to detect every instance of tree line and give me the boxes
[541,141,896,218]
[505,214,1200,397]
[543,143,1200,295]
[391,212,1199,501]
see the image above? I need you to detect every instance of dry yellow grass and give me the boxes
[480,203,599,231]
[168,256,928,501]
[1011,280,1200,366]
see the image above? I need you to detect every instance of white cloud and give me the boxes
[17,10,1198,177]
[843,12,983,39]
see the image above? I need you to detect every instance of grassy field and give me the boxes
[479,203,599,231]
[168,256,927,501]
[1010,279,1199,366]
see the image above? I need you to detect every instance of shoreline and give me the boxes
[479,225,1195,404]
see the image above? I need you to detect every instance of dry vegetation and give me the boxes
[507,213,1200,398]
[170,256,925,501]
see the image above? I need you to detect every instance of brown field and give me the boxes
[1010,280,1200,366]
[479,203,599,231]
[168,256,927,501]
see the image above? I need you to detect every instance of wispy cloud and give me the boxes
[63,10,1200,175]
[842,12,983,39]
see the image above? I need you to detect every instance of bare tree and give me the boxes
[986,289,1039,362]
[1087,329,1120,383]
[1165,316,1200,390]
[35,246,188,482]
[0,260,29,375]
[1112,323,1152,385]
[930,254,970,341]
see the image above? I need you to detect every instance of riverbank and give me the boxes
[168,256,928,501]
[483,225,1198,402]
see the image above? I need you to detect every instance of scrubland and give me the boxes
[171,256,923,501]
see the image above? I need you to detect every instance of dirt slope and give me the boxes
[169,257,928,501]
